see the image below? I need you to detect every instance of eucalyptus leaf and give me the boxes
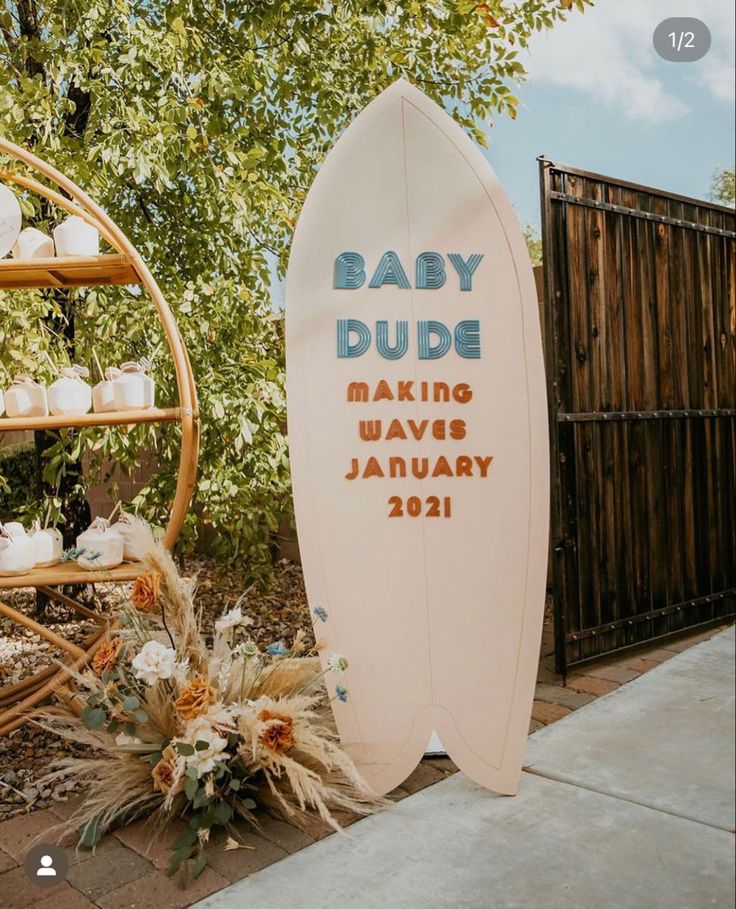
[192,851,207,880]
[81,707,107,730]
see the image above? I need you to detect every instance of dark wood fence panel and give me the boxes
[539,159,736,671]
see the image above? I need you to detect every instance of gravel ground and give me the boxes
[0,557,311,822]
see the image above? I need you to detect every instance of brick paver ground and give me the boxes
[0,620,730,908]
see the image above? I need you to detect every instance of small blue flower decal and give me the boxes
[266,641,287,656]
[335,685,349,703]
[313,607,328,623]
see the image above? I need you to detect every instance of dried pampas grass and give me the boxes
[35,519,383,881]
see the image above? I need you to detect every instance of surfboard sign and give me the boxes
[286,79,549,796]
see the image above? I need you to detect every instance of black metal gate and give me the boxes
[539,158,736,672]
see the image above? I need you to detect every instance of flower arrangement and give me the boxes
[38,518,380,881]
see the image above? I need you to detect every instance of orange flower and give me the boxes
[175,677,214,720]
[152,757,174,794]
[91,638,122,675]
[151,745,184,795]
[258,709,296,753]
[152,745,182,795]
[131,572,160,612]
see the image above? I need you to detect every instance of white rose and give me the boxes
[131,640,177,686]
[115,733,143,747]
[179,716,229,777]
[215,606,253,634]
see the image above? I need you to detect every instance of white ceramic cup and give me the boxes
[12,227,54,259]
[53,215,99,257]
[77,519,125,570]
[31,526,64,568]
[4,376,49,418]
[48,366,92,416]
[92,367,121,413]
[0,528,36,576]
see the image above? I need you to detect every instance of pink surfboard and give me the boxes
[286,79,549,796]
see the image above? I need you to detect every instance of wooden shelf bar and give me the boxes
[0,561,146,590]
[0,254,141,290]
[0,406,184,433]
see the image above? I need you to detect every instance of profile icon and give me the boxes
[23,842,68,888]
[36,854,57,877]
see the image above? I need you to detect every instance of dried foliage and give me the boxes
[37,519,381,880]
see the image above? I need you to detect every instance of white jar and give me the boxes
[0,526,36,576]
[31,524,63,568]
[48,366,92,416]
[0,184,22,259]
[112,512,142,561]
[4,376,49,418]
[92,367,121,413]
[76,519,124,570]
[113,362,154,411]
[12,227,54,259]
[3,521,26,539]
[0,388,4,417]
[53,215,99,257]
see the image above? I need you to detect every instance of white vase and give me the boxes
[12,227,54,259]
[76,519,124,570]
[0,526,36,576]
[113,362,154,410]
[31,525,63,568]
[53,215,99,257]
[48,366,92,416]
[4,376,49,418]
[0,389,4,417]
[92,367,121,413]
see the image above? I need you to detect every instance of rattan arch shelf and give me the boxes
[0,137,200,735]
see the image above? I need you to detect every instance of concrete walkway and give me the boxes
[195,628,735,909]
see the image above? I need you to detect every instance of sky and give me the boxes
[271,1,734,306]
[486,0,736,227]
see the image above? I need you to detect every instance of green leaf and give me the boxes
[213,802,233,825]
[228,778,241,791]
[81,707,107,730]
[167,845,192,877]
[184,777,198,800]
[78,816,103,848]
[192,851,207,879]
[123,696,140,710]
[173,826,200,851]
[193,789,210,809]
[194,739,210,752]
[176,742,195,756]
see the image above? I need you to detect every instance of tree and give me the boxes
[709,167,735,207]
[523,224,543,267]
[1,0,592,581]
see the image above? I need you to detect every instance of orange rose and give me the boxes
[152,745,181,795]
[174,677,214,720]
[131,572,160,612]
[91,638,122,675]
[258,709,295,753]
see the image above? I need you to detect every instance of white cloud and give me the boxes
[523,0,735,123]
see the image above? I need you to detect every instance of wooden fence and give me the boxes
[539,158,735,671]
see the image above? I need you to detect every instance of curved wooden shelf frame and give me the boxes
[0,137,200,732]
